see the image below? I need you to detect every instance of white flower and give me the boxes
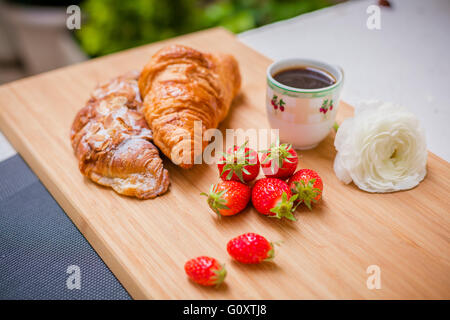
[333,100,427,193]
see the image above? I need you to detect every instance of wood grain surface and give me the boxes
[0,28,449,299]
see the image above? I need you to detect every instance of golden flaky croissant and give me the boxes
[138,45,241,168]
[71,71,169,199]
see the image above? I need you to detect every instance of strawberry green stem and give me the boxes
[264,242,276,261]
[260,139,295,173]
[200,185,229,216]
[219,141,257,183]
[213,264,227,287]
[291,180,321,210]
[269,192,298,221]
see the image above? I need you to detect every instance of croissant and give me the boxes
[138,45,241,168]
[71,71,169,199]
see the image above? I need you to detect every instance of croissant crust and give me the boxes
[71,71,169,199]
[138,45,241,168]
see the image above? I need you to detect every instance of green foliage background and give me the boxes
[76,0,333,57]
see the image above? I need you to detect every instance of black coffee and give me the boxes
[273,66,336,89]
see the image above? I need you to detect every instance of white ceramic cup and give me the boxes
[266,58,344,149]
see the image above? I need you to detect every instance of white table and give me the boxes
[1,0,449,162]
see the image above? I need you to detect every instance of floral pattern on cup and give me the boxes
[270,94,286,112]
[319,99,334,119]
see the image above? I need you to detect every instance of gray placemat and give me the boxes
[0,155,131,300]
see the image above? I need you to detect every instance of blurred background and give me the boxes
[0,0,343,84]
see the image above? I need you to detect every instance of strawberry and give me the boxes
[217,141,260,183]
[184,256,226,287]
[288,169,323,210]
[251,178,298,221]
[201,180,251,216]
[260,141,298,179]
[227,233,275,264]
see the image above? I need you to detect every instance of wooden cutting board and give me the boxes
[0,28,449,299]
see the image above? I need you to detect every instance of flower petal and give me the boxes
[333,101,427,193]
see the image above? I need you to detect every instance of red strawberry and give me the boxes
[201,180,251,216]
[218,141,260,183]
[227,233,274,264]
[251,178,298,221]
[288,169,323,210]
[184,256,226,287]
[260,141,298,179]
